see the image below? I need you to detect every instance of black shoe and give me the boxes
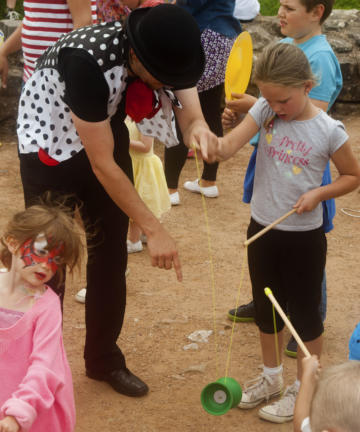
[285,336,298,358]
[227,301,255,322]
[86,367,149,396]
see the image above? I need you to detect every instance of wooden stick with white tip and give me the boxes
[264,287,311,358]
[244,209,296,247]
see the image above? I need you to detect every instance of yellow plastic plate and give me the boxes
[224,31,253,100]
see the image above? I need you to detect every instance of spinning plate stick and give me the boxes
[264,287,311,358]
[244,208,296,247]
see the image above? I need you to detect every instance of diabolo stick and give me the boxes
[244,208,297,247]
[264,287,311,358]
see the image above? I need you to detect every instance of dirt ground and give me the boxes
[0,113,359,432]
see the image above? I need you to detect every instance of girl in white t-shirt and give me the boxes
[216,42,360,424]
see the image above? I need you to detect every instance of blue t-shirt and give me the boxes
[243,35,343,232]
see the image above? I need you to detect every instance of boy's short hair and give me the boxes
[310,361,360,432]
[300,0,334,24]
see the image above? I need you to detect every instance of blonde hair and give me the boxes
[253,43,317,88]
[310,361,360,432]
[1,203,83,283]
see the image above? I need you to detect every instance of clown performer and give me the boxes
[16,4,218,397]
[0,204,83,432]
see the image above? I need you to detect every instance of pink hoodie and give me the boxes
[0,289,75,431]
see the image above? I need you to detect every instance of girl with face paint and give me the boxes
[0,204,83,432]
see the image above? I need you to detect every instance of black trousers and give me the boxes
[164,83,224,189]
[19,147,131,373]
[247,218,326,342]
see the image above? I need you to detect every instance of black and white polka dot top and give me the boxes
[17,21,179,164]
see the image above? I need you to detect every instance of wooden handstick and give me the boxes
[264,287,311,358]
[244,208,297,247]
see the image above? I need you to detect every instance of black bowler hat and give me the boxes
[126,4,205,88]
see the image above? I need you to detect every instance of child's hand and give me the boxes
[293,189,322,214]
[222,107,241,130]
[302,355,321,385]
[226,93,257,114]
[0,416,20,432]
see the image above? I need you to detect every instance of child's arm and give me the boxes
[294,139,360,214]
[67,0,94,29]
[222,93,258,129]
[293,355,320,432]
[217,113,259,161]
[0,24,22,89]
[129,133,153,153]
[0,416,20,432]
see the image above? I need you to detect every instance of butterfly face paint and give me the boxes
[19,233,64,274]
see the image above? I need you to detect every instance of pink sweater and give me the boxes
[0,289,75,431]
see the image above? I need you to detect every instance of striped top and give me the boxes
[22,0,97,82]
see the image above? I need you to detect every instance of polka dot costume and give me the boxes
[17,21,179,165]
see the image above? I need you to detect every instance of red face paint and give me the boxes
[19,234,64,274]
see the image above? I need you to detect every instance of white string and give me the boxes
[340,208,360,218]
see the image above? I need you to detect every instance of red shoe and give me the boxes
[187,149,195,158]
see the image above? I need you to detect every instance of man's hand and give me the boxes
[188,122,219,164]
[146,224,182,282]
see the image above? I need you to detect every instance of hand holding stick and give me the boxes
[264,287,311,358]
[244,209,296,247]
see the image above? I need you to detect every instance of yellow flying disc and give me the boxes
[225,31,253,101]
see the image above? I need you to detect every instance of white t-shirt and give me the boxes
[233,0,260,21]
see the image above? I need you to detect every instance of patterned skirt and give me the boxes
[197,28,237,93]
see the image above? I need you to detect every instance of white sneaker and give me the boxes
[75,288,86,304]
[183,179,219,198]
[258,382,299,423]
[127,239,143,253]
[170,191,180,206]
[238,373,283,409]
[74,269,130,304]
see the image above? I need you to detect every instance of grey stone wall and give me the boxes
[0,8,359,129]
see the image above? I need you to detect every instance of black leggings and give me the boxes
[247,218,326,342]
[19,147,132,373]
[164,83,224,189]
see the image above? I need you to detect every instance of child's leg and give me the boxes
[7,0,16,8]
[260,330,284,368]
[128,220,142,243]
[127,221,143,253]
[258,227,326,423]
[238,219,286,410]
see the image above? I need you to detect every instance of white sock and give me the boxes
[263,364,283,376]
